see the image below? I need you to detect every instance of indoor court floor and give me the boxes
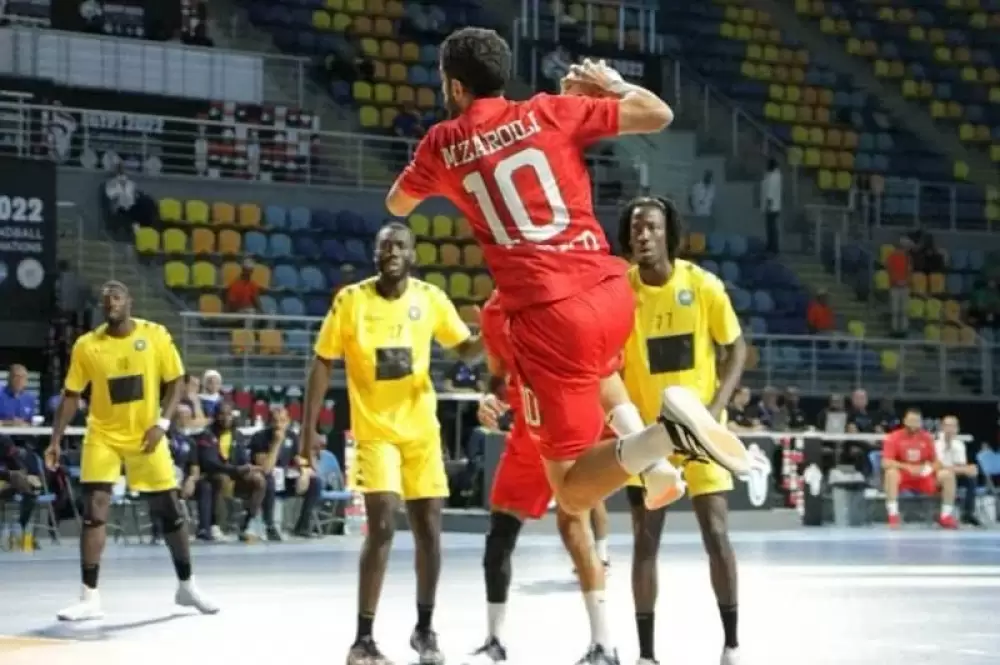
[0,529,998,665]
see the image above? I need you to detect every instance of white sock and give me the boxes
[594,538,609,563]
[616,424,674,475]
[607,402,644,436]
[583,590,611,649]
[487,602,506,642]
[887,501,899,516]
[941,504,954,517]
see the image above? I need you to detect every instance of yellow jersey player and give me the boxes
[300,222,482,665]
[618,198,749,665]
[44,281,218,621]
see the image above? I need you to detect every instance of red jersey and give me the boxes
[882,428,935,465]
[480,292,530,441]
[396,93,628,311]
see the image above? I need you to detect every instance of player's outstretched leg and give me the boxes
[406,498,446,665]
[692,494,740,665]
[558,509,619,665]
[465,511,523,665]
[659,387,749,475]
[349,492,398,665]
[627,487,668,665]
[147,489,218,613]
[58,484,111,621]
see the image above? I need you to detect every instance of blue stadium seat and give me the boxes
[273,264,300,290]
[289,206,312,231]
[280,296,305,316]
[300,265,326,291]
[294,236,321,260]
[244,231,268,256]
[259,294,279,315]
[265,205,288,229]
[269,233,293,258]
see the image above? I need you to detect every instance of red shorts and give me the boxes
[509,274,635,462]
[490,431,552,520]
[898,471,937,495]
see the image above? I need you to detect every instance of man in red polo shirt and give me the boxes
[881,407,958,528]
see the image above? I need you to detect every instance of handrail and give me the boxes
[855,175,987,233]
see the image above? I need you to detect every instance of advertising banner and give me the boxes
[522,42,662,96]
[3,0,181,40]
[0,157,56,348]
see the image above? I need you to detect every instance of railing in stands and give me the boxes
[855,175,992,233]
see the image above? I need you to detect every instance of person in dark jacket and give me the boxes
[195,402,266,542]
[0,440,41,548]
[249,404,321,540]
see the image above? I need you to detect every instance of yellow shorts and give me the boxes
[350,438,449,500]
[80,435,177,493]
[626,454,733,497]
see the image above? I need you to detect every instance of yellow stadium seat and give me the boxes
[928,272,945,295]
[415,242,437,266]
[458,304,479,324]
[373,17,392,36]
[258,329,283,355]
[312,10,331,29]
[218,229,241,255]
[416,87,436,109]
[748,43,763,61]
[432,215,453,238]
[944,299,962,322]
[231,329,255,355]
[960,123,975,141]
[764,102,781,120]
[331,12,350,31]
[388,62,407,83]
[449,272,472,299]
[817,169,834,190]
[959,326,976,346]
[162,228,187,254]
[352,81,373,101]
[238,203,261,228]
[781,104,796,122]
[874,59,889,77]
[880,350,899,372]
[472,273,493,301]
[820,150,837,169]
[401,42,419,62]
[345,0,363,12]
[439,243,461,267]
[687,232,707,254]
[878,243,894,264]
[159,198,182,223]
[134,227,159,254]
[251,264,271,289]
[423,271,446,291]
[366,0,385,15]
[191,227,215,255]
[910,272,928,294]
[374,82,394,103]
[814,106,831,124]
[835,171,852,191]
[359,106,379,128]
[381,40,400,60]
[462,243,484,267]
[941,325,959,345]
[804,148,821,167]
[353,16,372,34]
[358,38,378,58]
[409,214,430,236]
[221,261,242,287]
[381,107,398,128]
[383,0,401,15]
[902,79,917,97]
[191,261,217,288]
[874,270,890,291]
[454,217,473,239]
[838,152,854,169]
[925,298,943,320]
[847,320,865,338]
[325,0,343,9]
[198,293,222,315]
[163,261,190,288]
[984,67,1000,84]
[396,85,415,106]
[788,146,803,166]
[908,297,925,319]
[954,161,969,179]
[720,22,735,38]
[211,202,235,225]
[924,324,941,342]
[185,199,209,225]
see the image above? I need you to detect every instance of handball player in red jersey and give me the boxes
[385,27,750,518]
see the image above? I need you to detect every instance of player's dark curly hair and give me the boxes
[440,27,511,98]
[616,195,683,261]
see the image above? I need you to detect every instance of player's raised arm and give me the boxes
[564,59,674,135]
[705,277,748,419]
[386,132,440,218]
[46,338,90,468]
[300,292,346,462]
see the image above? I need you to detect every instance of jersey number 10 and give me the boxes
[462,147,570,246]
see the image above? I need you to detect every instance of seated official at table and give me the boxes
[0,364,36,426]
[249,405,320,540]
[196,402,266,542]
[0,438,42,548]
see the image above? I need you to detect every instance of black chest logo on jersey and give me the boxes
[376,347,413,381]
[646,333,694,374]
[677,289,694,306]
[134,339,147,351]
[107,375,144,405]
[408,305,421,321]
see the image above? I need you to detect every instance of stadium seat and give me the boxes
[454,216,473,239]
[688,232,707,254]
[458,304,479,324]
[874,270,890,291]
[258,329,283,355]
[880,350,899,371]
[462,244,484,268]
[439,243,461,267]
[164,261,190,288]
[928,272,946,295]
[251,264,272,289]
[472,273,493,300]
[162,228,187,254]
[415,241,437,266]
[231,329,255,354]
[409,214,430,236]
[944,300,962,322]
[191,228,215,255]
[431,215,453,238]
[191,261,217,288]
[910,272,928,295]
[185,200,210,225]
[424,271,446,291]
[198,293,223,314]
[244,231,268,256]
[134,227,159,254]
[212,202,237,226]
[239,203,262,228]
[218,229,241,255]
[847,320,865,337]
[924,323,941,342]
[448,272,471,299]
[925,298,943,321]
[221,261,242,287]
[941,325,960,345]
[159,198,182,223]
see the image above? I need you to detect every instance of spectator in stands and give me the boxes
[224,258,262,315]
[817,393,847,433]
[783,387,810,430]
[0,437,41,548]
[969,278,1000,329]
[0,364,35,426]
[726,387,762,432]
[886,237,913,336]
[101,162,158,241]
[882,407,958,529]
[907,225,944,273]
[199,370,225,417]
[846,389,877,433]
[876,397,900,432]
[935,416,981,526]
[760,158,782,253]
[393,103,425,140]
[181,374,211,429]
[806,288,836,334]
[196,402,266,543]
[443,359,483,394]
[755,386,788,431]
[688,169,716,217]
[251,405,320,540]
[182,4,214,48]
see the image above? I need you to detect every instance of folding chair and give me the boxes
[108,477,147,544]
[28,452,61,545]
[976,449,1000,522]
[313,450,353,535]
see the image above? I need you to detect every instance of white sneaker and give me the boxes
[174,578,220,614]
[57,585,104,621]
[660,387,750,475]
[721,647,740,665]
[640,459,686,510]
[209,525,225,541]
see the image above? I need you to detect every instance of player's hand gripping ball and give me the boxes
[560,58,622,98]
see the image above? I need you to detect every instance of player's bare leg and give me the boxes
[58,484,111,620]
[147,489,218,613]
[590,502,610,569]
[692,493,740,665]
[350,492,399,665]
[627,489,668,665]
[406,498,446,664]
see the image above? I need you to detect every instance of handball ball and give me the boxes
[561,80,613,98]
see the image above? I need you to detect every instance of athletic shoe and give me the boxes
[639,460,686,510]
[659,387,750,475]
[721,647,740,665]
[347,637,395,665]
[56,586,104,621]
[636,659,659,665]
[887,514,902,529]
[175,578,220,614]
[463,637,507,664]
[266,526,285,542]
[210,525,225,541]
[410,628,445,665]
[238,529,259,543]
[575,644,620,664]
[937,514,959,529]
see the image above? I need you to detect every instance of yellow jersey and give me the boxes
[65,318,185,445]
[622,260,742,423]
[314,277,471,442]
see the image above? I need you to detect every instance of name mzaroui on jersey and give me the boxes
[440,112,542,169]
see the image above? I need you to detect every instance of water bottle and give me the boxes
[343,493,367,536]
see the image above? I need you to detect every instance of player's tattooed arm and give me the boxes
[709,335,748,421]
[299,355,333,464]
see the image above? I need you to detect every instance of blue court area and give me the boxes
[1,529,998,664]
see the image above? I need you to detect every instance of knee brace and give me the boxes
[147,490,186,534]
[81,483,112,528]
[483,511,521,571]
